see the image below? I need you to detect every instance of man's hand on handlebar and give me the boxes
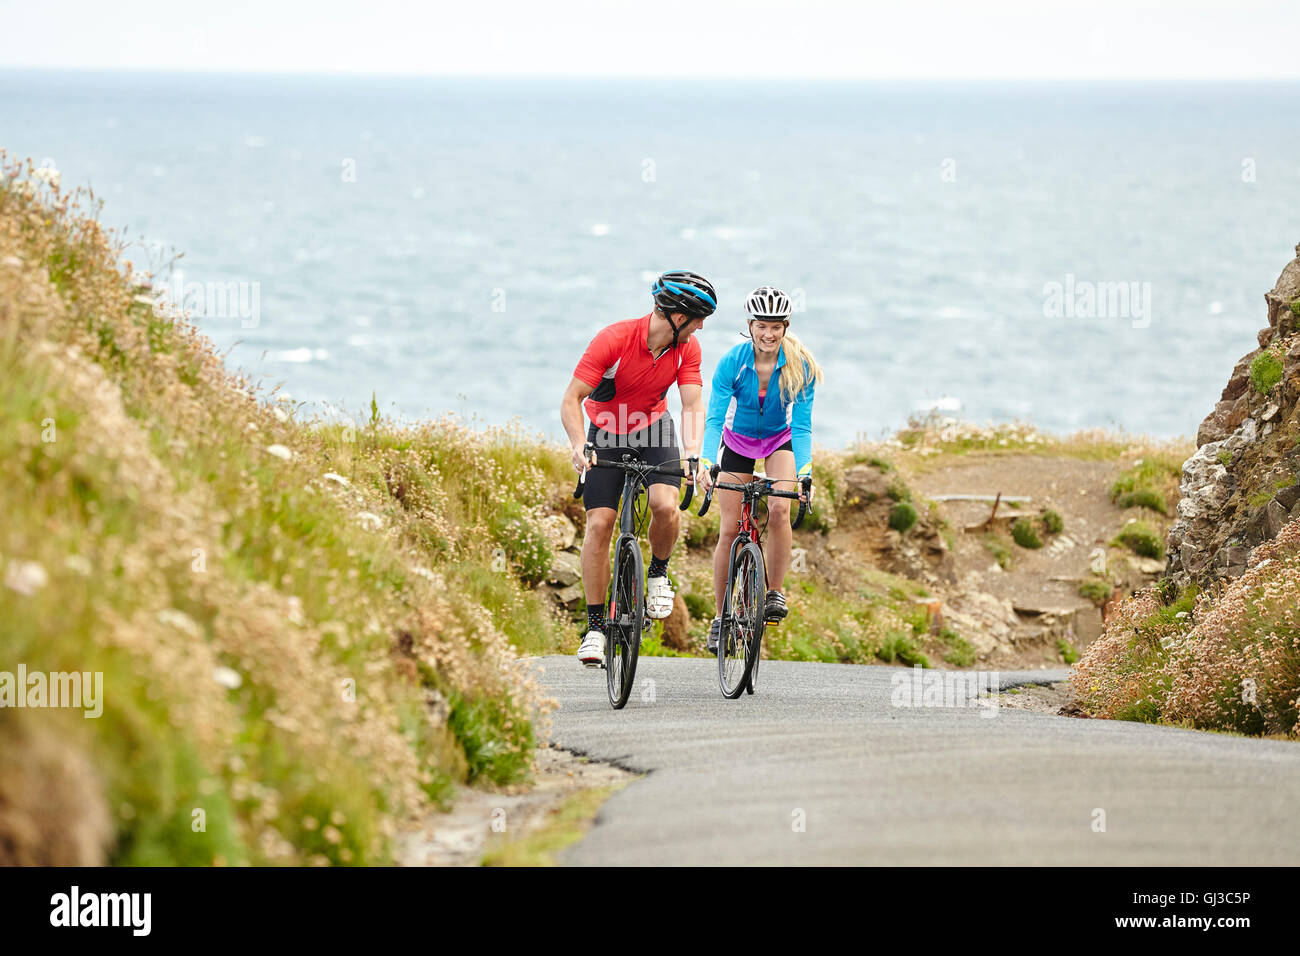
[571,443,596,474]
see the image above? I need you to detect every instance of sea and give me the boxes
[4,70,1299,448]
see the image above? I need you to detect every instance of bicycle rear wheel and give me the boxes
[606,536,643,709]
[718,541,762,699]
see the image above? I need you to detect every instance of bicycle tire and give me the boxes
[718,541,762,699]
[606,536,643,709]
[745,550,767,695]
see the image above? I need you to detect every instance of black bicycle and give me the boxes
[573,445,697,709]
[697,466,810,699]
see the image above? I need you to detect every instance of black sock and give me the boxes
[648,555,669,579]
[586,604,605,633]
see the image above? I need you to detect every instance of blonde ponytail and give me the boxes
[777,330,823,405]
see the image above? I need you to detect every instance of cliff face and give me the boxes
[1167,243,1300,588]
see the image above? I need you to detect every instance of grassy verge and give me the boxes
[0,157,572,864]
[480,785,622,866]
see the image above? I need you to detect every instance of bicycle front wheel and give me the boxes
[746,549,767,695]
[719,541,763,699]
[607,536,643,709]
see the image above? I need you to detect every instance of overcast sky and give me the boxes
[3,0,1298,79]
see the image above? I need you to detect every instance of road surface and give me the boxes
[535,656,1300,865]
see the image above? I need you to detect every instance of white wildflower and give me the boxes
[265,444,293,461]
[4,560,48,596]
[356,511,383,531]
[213,666,243,690]
[323,472,350,488]
[157,608,201,639]
[32,165,61,190]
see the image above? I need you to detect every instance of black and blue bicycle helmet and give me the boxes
[651,270,717,319]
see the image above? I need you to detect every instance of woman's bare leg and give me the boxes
[762,450,797,590]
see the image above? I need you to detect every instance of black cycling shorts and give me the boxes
[583,415,684,513]
[719,437,794,478]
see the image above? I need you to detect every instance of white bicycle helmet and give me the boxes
[745,286,792,319]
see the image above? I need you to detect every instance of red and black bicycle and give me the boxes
[697,465,810,698]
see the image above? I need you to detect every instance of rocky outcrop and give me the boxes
[1166,242,1300,588]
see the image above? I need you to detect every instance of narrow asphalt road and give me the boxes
[535,656,1300,865]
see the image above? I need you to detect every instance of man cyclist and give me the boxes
[560,270,716,666]
[697,285,822,652]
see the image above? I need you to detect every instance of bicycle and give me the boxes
[697,465,810,699]
[573,444,697,709]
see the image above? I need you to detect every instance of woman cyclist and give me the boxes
[697,286,823,652]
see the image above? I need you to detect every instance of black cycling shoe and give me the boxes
[764,590,788,623]
[706,617,721,653]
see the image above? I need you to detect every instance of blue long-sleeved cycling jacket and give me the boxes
[701,341,815,476]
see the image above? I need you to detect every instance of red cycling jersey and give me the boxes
[574,313,702,435]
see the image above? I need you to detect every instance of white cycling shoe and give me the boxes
[577,629,605,668]
[645,576,675,620]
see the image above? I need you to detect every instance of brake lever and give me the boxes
[697,464,720,517]
[572,442,596,499]
[679,456,699,511]
[792,476,813,530]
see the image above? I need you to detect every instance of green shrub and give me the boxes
[1012,517,1043,549]
[446,689,534,786]
[1217,450,1233,467]
[1116,488,1167,513]
[1041,508,1064,534]
[491,502,553,585]
[886,477,911,502]
[683,508,719,548]
[1078,577,1112,606]
[682,589,711,620]
[1250,351,1284,395]
[877,632,929,667]
[983,534,1011,569]
[938,629,975,667]
[1110,454,1183,516]
[1115,521,1164,559]
[889,501,918,533]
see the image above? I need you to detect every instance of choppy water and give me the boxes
[4,71,1299,446]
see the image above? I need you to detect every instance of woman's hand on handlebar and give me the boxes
[696,461,715,494]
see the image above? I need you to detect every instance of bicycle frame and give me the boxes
[699,466,811,697]
[572,445,697,708]
[608,469,645,622]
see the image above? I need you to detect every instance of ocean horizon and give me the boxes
[4,69,1298,448]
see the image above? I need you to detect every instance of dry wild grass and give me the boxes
[0,156,570,865]
[1073,515,1300,737]
[861,411,1194,475]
